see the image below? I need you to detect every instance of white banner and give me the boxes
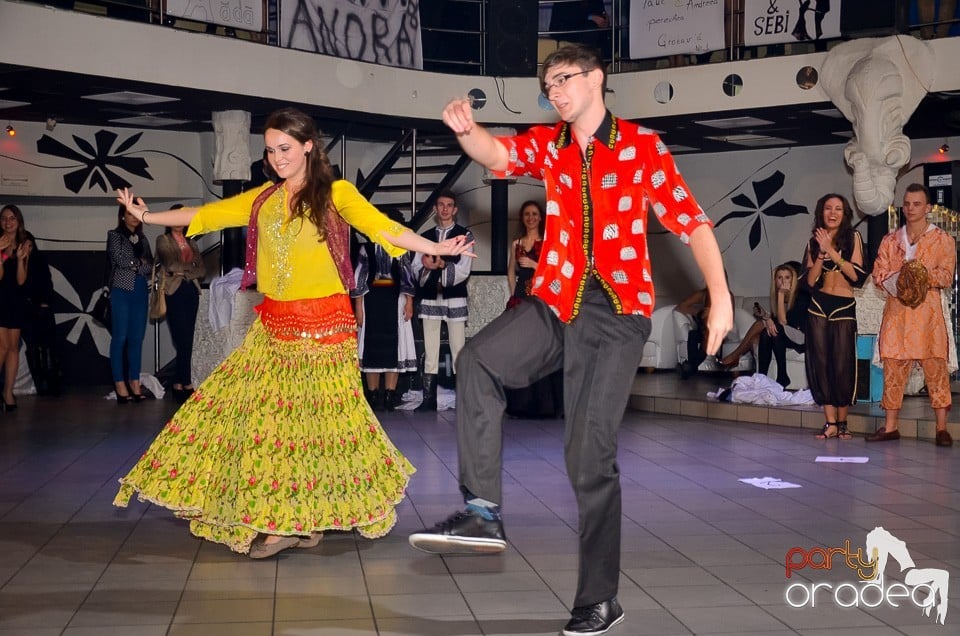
[281,0,423,70]
[744,0,841,46]
[629,0,725,60]
[165,0,264,32]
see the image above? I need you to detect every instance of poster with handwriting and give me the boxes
[281,0,423,69]
[629,0,725,59]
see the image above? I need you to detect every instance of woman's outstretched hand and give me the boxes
[435,234,476,258]
[116,188,148,221]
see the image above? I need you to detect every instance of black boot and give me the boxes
[363,386,379,410]
[416,374,437,412]
[384,389,397,412]
[371,387,385,411]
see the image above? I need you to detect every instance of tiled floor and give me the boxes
[0,378,957,635]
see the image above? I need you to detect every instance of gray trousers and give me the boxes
[456,279,651,607]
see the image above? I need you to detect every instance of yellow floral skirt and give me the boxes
[113,295,415,554]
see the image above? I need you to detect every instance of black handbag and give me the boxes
[91,286,112,332]
[91,254,114,332]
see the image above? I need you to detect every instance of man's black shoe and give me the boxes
[408,509,506,554]
[562,597,625,636]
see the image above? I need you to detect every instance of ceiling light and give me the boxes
[4,124,14,137]
[83,91,180,106]
[694,116,775,129]
[45,117,57,131]
[0,99,30,110]
[704,134,796,147]
[939,143,950,154]
[108,115,190,127]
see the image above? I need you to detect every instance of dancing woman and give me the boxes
[113,107,473,558]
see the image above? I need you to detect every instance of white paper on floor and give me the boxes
[394,386,457,411]
[815,456,869,463]
[738,476,802,489]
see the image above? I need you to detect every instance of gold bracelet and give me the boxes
[837,256,845,267]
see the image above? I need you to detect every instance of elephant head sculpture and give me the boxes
[820,37,935,214]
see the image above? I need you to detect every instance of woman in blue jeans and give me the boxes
[107,204,153,403]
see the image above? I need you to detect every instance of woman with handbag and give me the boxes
[154,207,206,400]
[107,203,154,404]
[113,107,474,559]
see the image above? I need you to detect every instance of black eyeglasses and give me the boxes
[541,70,591,95]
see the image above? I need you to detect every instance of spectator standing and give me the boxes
[411,191,474,411]
[154,211,206,400]
[867,183,955,446]
[107,204,153,403]
[22,232,62,396]
[352,209,418,412]
[504,200,562,418]
[0,204,31,410]
[802,193,867,439]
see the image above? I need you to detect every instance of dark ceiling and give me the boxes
[2,63,959,155]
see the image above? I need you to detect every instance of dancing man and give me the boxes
[408,44,732,636]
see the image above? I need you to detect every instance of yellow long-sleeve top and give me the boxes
[187,180,406,301]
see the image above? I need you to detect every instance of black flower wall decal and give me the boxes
[36,130,153,193]
[715,170,808,250]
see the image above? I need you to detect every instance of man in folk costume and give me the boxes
[869,183,956,447]
[412,190,474,411]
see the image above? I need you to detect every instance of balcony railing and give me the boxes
[29,0,960,76]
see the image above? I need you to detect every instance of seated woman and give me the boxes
[675,285,734,379]
[721,262,809,387]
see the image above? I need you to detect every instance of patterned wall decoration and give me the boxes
[45,251,113,386]
[36,130,153,193]
[714,170,808,250]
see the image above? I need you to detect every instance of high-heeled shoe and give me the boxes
[1,399,16,412]
[116,395,134,405]
[132,393,148,403]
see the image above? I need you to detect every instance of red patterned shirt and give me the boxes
[493,112,712,323]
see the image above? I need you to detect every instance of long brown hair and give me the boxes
[0,204,28,248]
[264,108,337,240]
[810,193,854,259]
[515,200,545,240]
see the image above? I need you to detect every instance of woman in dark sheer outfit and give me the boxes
[802,193,867,439]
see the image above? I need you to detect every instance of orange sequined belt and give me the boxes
[256,295,357,343]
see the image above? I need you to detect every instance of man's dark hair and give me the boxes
[436,190,457,205]
[540,43,606,96]
[905,183,931,204]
